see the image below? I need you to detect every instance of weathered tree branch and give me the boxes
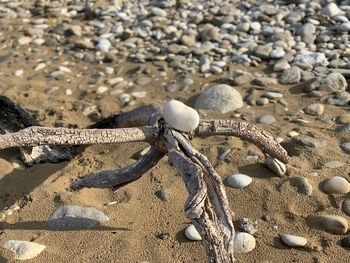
[70,146,165,191]
[196,119,290,164]
[162,128,235,262]
[0,126,158,150]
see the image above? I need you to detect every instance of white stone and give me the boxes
[65,89,72,96]
[185,224,202,241]
[96,39,111,52]
[13,69,23,77]
[323,176,350,194]
[287,131,299,137]
[307,215,348,234]
[234,232,256,253]
[280,234,307,247]
[3,240,46,260]
[226,174,252,188]
[266,156,286,176]
[163,100,200,132]
[32,38,45,46]
[59,66,71,73]
[34,63,46,71]
[97,86,108,94]
[270,47,285,59]
[322,3,342,17]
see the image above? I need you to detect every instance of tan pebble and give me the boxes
[234,232,256,253]
[323,176,350,194]
[307,215,348,234]
[280,234,307,247]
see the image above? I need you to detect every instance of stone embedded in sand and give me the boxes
[194,84,243,113]
[307,215,348,234]
[323,176,350,194]
[304,103,324,116]
[163,100,200,132]
[342,198,350,217]
[266,156,286,176]
[234,232,256,253]
[280,234,307,247]
[279,176,313,196]
[3,240,46,260]
[226,174,252,188]
[184,224,202,241]
[47,205,109,229]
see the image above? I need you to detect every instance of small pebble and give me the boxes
[184,225,202,241]
[323,176,350,194]
[280,234,307,247]
[226,174,252,188]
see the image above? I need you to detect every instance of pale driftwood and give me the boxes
[162,129,235,262]
[195,119,290,164]
[0,99,291,263]
[70,146,165,191]
[0,126,157,150]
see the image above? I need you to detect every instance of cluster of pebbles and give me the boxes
[2,0,350,262]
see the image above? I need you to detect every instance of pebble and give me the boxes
[96,39,111,52]
[184,224,202,241]
[135,76,151,86]
[17,36,32,45]
[279,176,313,196]
[307,215,348,234]
[3,240,46,260]
[237,218,258,235]
[341,142,350,154]
[163,100,199,132]
[280,66,301,84]
[323,177,350,194]
[322,3,342,17]
[234,232,256,253]
[257,115,276,125]
[194,84,243,113]
[324,161,345,169]
[342,198,350,216]
[280,234,307,248]
[293,136,327,148]
[47,205,109,229]
[155,188,169,202]
[304,103,324,116]
[337,114,350,124]
[226,174,252,188]
[340,236,350,249]
[266,156,286,176]
[97,86,108,94]
[13,69,23,77]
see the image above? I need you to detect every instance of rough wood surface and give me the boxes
[196,119,290,164]
[0,126,157,150]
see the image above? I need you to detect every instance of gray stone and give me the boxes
[194,84,243,113]
[257,115,276,125]
[135,76,151,86]
[324,161,345,169]
[341,142,350,154]
[293,53,329,69]
[3,240,46,260]
[280,66,301,84]
[304,103,324,116]
[320,73,347,92]
[47,205,109,229]
[254,45,272,59]
[293,136,327,148]
[322,3,342,17]
[237,218,258,235]
[279,176,313,196]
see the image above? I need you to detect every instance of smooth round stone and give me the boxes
[194,84,243,113]
[266,156,286,176]
[96,39,111,52]
[163,100,200,132]
[3,240,46,260]
[307,215,348,234]
[226,174,252,188]
[234,232,256,253]
[280,234,307,247]
[256,97,269,106]
[342,198,350,216]
[337,114,350,124]
[135,76,151,86]
[322,3,342,17]
[258,115,276,125]
[185,225,202,241]
[323,176,350,194]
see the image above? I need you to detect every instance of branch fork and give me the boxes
[0,97,290,263]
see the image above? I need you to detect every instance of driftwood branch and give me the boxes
[162,129,235,262]
[0,98,291,263]
[70,146,165,191]
[0,126,158,150]
[196,119,290,164]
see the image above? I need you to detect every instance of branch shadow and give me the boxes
[0,220,129,232]
[238,163,276,179]
[0,148,69,211]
